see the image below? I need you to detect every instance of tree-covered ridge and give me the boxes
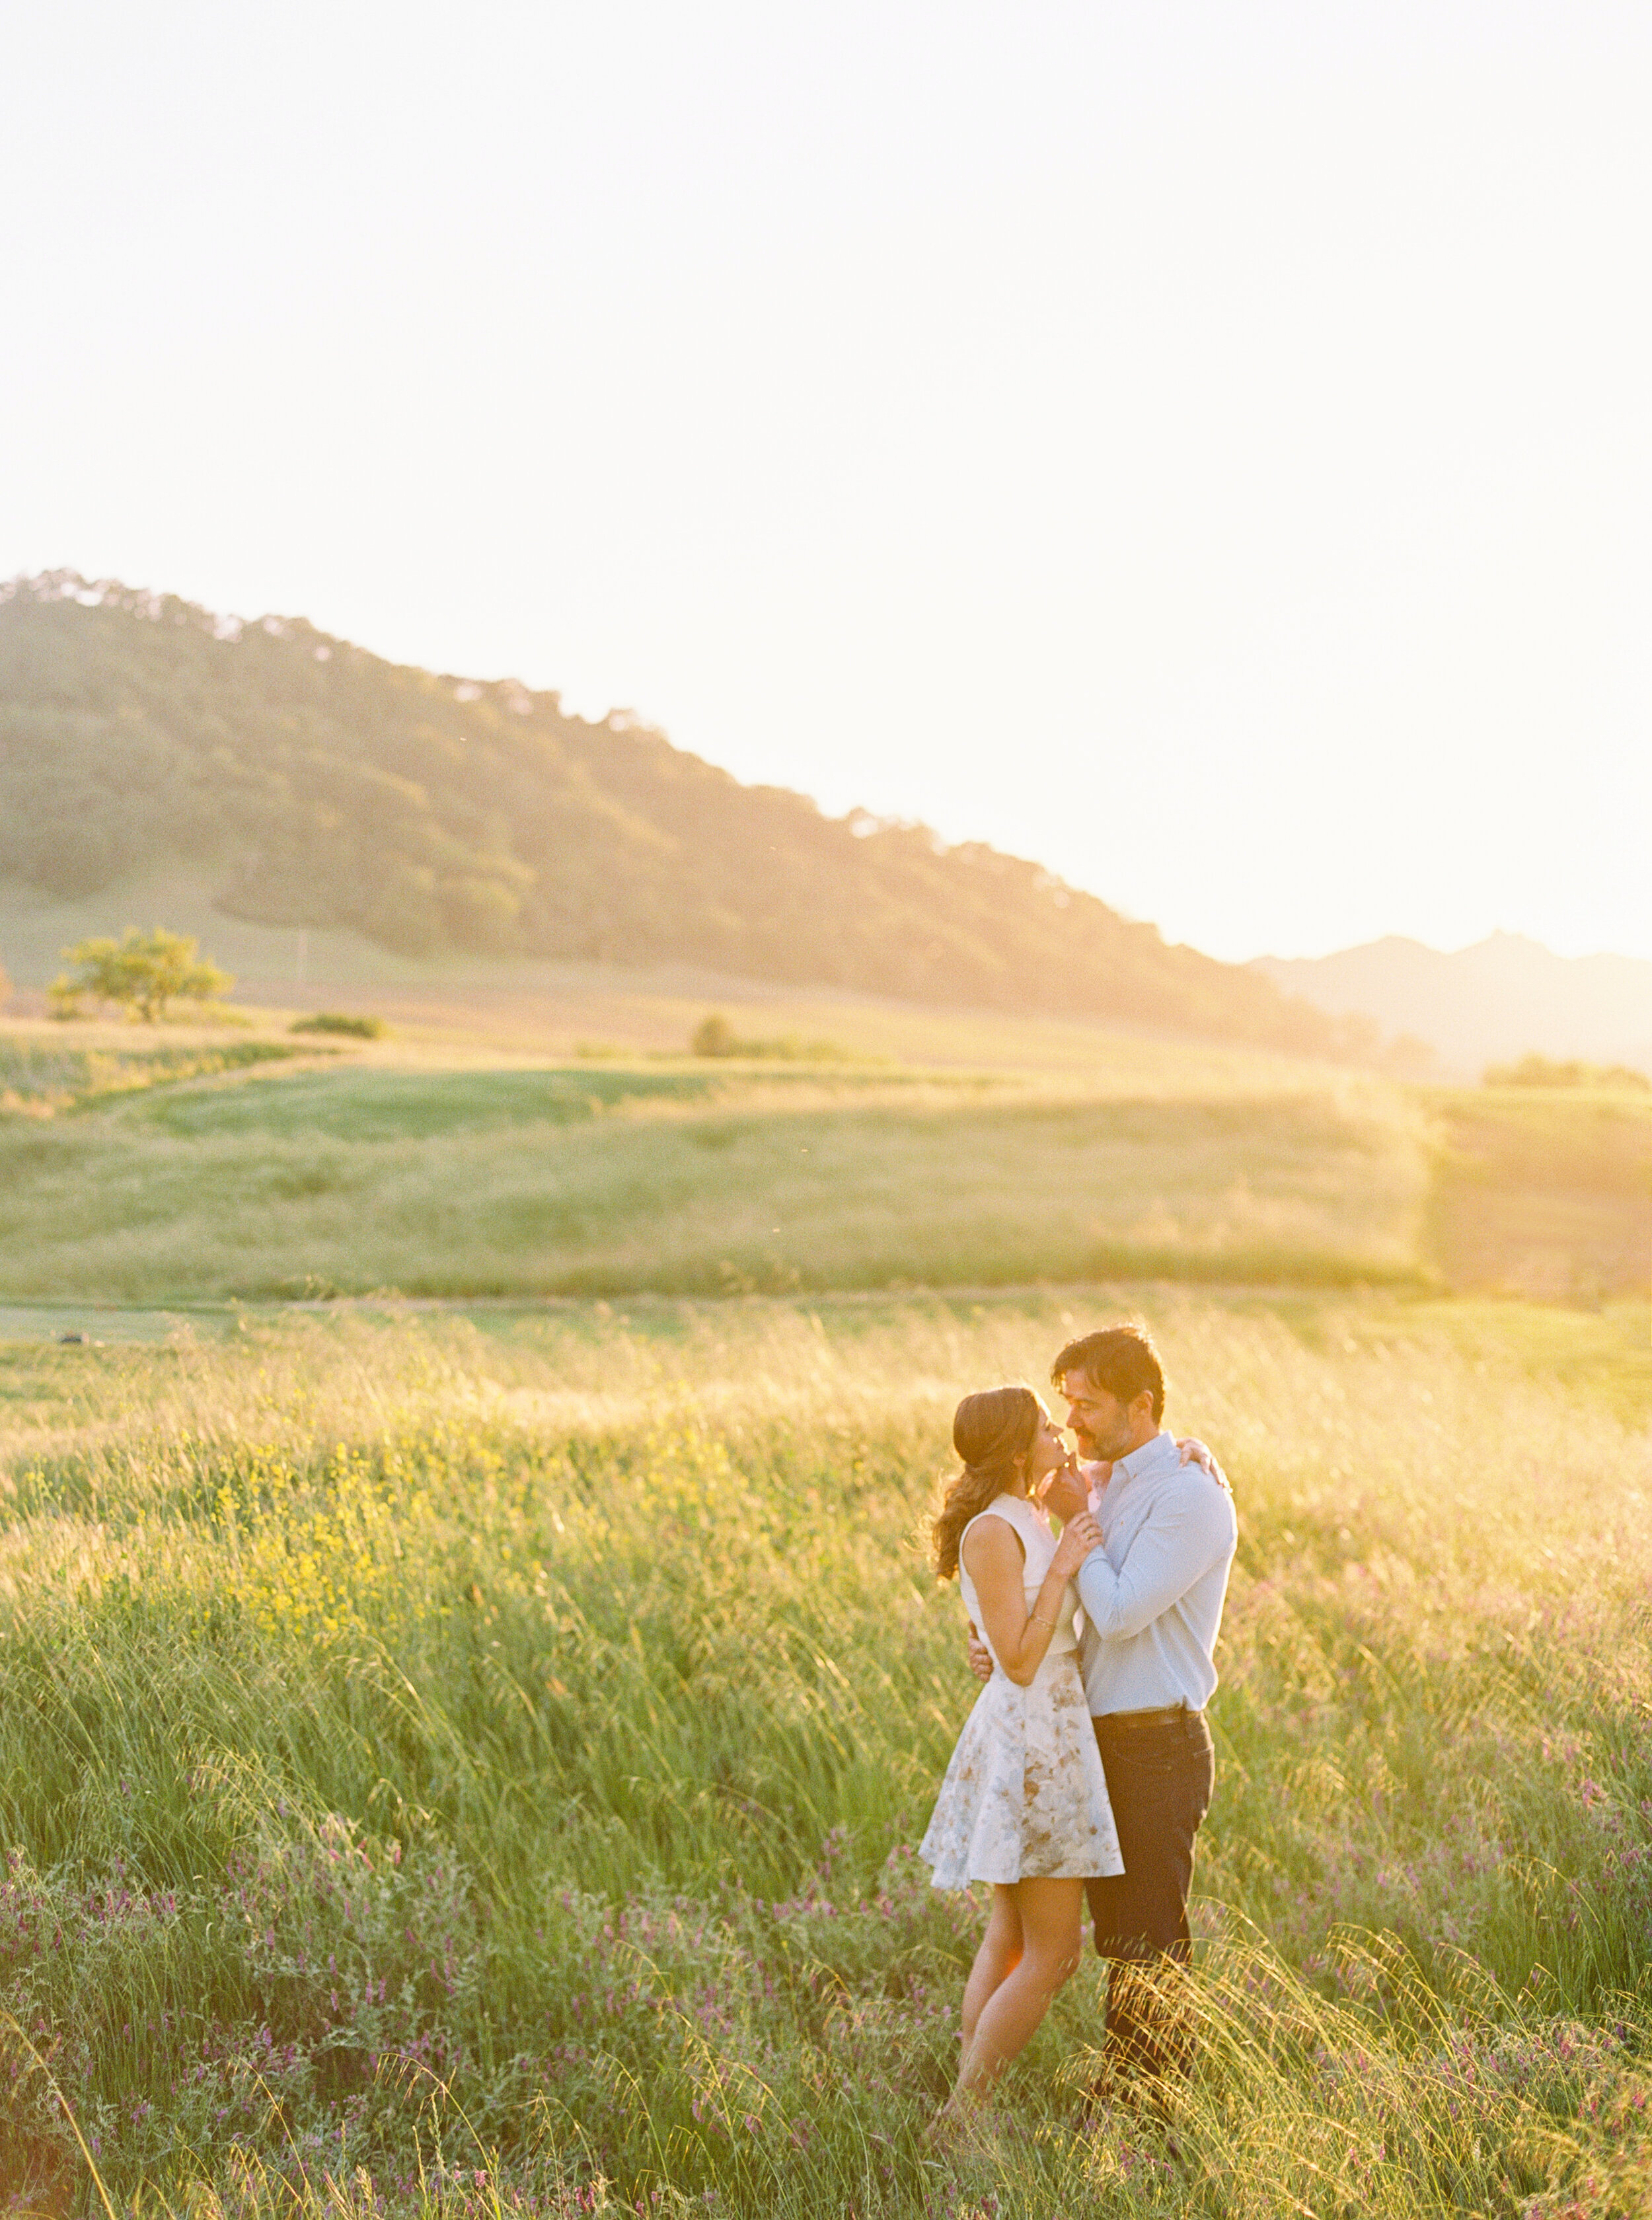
[0,572,1361,1053]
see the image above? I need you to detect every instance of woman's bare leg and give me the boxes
[953,1878,1083,2102]
[960,1886,1022,2052]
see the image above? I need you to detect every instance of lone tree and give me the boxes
[50,928,233,1022]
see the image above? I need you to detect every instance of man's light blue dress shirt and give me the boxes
[1074,1429,1238,1719]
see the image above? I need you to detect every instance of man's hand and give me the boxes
[965,1621,993,1684]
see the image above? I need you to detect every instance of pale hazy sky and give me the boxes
[4,3,1648,963]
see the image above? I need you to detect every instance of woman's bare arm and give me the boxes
[961,1512,1102,1687]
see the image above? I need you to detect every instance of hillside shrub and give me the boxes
[291,1012,389,1039]
[691,1013,852,1061]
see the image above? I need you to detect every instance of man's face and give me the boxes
[1060,1369,1148,1462]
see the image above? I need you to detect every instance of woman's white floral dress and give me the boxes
[919,1494,1123,1888]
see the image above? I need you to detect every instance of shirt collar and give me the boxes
[1112,1429,1178,1486]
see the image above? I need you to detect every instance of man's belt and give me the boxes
[1095,1703,1202,1731]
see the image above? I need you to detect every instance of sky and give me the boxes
[3,2,1648,965]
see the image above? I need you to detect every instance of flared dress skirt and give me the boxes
[919,1649,1123,1888]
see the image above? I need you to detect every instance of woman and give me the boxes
[919,1385,1123,2111]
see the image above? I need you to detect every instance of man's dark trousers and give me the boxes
[1084,1708,1215,2077]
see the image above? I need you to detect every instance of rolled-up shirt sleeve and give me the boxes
[1076,1479,1235,1643]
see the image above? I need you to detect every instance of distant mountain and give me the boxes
[1253,933,1652,1078]
[0,572,1369,1056]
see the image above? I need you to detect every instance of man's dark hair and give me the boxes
[1051,1325,1166,1423]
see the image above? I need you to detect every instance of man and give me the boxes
[967,1323,1236,2083]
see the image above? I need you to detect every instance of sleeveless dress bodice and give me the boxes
[956,1493,1082,1670]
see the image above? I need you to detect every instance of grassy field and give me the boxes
[0,1037,301,1119]
[2,1290,1652,2216]
[1,985,1647,2211]
[3,1013,1648,1306]
[0,1021,1441,1304]
[1425,1085,1652,1302]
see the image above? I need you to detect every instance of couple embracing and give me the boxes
[919,1324,1237,2118]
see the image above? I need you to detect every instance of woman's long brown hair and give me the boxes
[928,1384,1044,1581]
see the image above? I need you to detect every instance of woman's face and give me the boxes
[1018,1412,1070,1489]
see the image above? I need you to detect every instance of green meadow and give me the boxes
[7,1014,1645,1308]
[1,1012,1649,2215]
[0,1061,1429,1305]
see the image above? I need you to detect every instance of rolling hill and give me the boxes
[0,572,1369,1056]
[1254,932,1652,1077]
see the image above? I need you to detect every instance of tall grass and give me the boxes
[3,1291,1651,2213]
